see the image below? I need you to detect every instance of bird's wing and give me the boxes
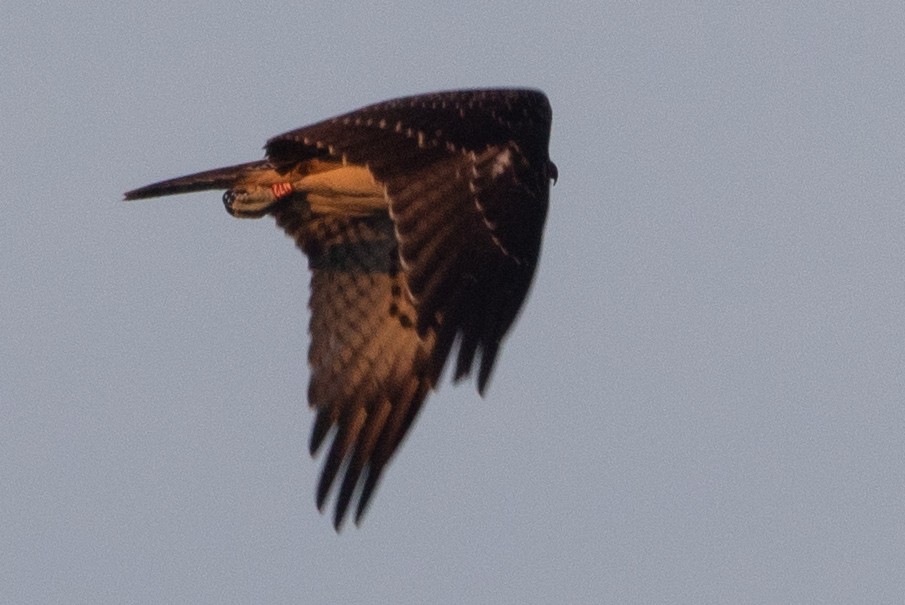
[272,202,434,528]
[266,88,554,392]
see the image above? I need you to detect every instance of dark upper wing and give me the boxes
[267,88,555,392]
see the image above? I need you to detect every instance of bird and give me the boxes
[125,88,556,529]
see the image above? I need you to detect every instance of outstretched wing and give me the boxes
[267,88,555,391]
[273,203,435,527]
[264,89,555,528]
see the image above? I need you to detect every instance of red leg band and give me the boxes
[271,182,294,199]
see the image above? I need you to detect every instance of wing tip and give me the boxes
[123,186,158,201]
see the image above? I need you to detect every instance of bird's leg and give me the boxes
[223,182,296,218]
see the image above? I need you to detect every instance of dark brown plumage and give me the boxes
[125,88,556,529]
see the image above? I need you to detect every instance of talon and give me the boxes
[222,186,278,219]
[222,189,243,216]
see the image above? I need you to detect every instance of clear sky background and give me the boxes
[3,2,905,603]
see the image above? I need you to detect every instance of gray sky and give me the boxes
[4,2,905,603]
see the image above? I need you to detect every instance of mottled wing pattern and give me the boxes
[272,204,434,526]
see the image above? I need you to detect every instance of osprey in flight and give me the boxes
[125,88,556,529]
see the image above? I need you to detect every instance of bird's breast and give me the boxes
[295,164,387,216]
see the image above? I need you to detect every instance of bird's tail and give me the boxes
[123,160,272,200]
